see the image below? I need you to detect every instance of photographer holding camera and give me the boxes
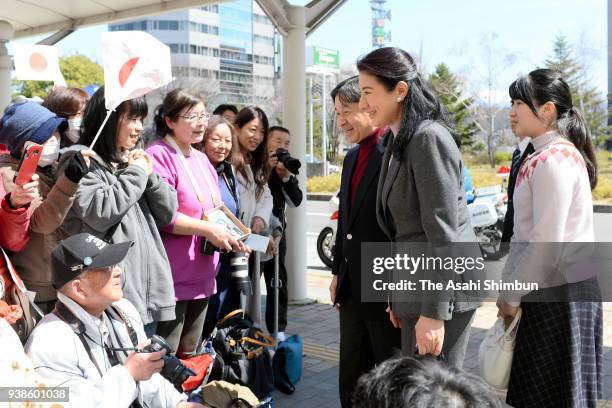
[262,126,303,339]
[25,233,205,408]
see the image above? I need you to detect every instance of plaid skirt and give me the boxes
[506,296,603,408]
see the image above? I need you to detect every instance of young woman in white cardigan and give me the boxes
[232,106,273,234]
[497,69,602,408]
[232,107,273,316]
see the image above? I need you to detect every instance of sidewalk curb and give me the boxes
[308,194,612,213]
[288,298,318,306]
[594,204,612,213]
[307,193,334,202]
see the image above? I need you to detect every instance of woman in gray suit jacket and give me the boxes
[356,47,481,367]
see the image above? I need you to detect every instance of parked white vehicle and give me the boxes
[316,191,339,268]
[467,185,508,260]
[316,184,509,267]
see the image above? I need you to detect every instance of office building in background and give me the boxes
[110,0,279,114]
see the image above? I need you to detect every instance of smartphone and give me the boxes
[13,142,42,186]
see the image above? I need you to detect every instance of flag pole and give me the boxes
[89,109,114,149]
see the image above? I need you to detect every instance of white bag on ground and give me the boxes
[478,308,522,389]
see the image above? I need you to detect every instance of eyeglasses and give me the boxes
[179,112,211,122]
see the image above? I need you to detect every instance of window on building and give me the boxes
[110,21,148,31]
[254,55,273,65]
[201,5,219,13]
[253,14,272,25]
[156,20,179,30]
[253,34,274,46]
[187,21,220,35]
[253,75,274,85]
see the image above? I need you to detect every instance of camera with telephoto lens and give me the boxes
[230,252,252,296]
[274,148,301,175]
[140,335,196,391]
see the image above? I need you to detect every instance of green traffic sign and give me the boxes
[313,47,340,69]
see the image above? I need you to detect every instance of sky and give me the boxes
[304,0,608,103]
[9,0,608,104]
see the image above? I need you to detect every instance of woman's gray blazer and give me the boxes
[376,120,483,320]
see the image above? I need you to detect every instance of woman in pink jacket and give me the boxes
[147,89,247,357]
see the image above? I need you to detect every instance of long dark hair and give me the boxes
[232,106,270,200]
[79,87,148,164]
[357,47,457,161]
[509,68,597,189]
[154,88,206,138]
[213,104,238,116]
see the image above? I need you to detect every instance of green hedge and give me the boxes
[307,173,341,193]
[306,151,612,203]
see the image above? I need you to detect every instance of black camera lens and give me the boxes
[275,148,301,175]
[160,355,196,392]
[142,335,196,391]
[284,157,301,174]
[231,252,252,296]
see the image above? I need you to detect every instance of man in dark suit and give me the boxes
[501,135,535,243]
[262,126,303,340]
[330,76,400,408]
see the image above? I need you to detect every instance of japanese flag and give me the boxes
[102,31,172,110]
[12,43,66,85]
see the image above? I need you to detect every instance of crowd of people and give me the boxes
[0,44,604,408]
[0,82,303,407]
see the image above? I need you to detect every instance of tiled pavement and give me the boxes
[261,270,612,408]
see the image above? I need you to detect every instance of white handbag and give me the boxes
[478,308,522,389]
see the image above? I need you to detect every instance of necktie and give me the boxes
[509,142,535,196]
[503,142,534,243]
[510,148,522,176]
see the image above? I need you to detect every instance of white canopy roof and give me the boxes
[2,0,345,40]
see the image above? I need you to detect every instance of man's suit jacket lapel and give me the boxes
[341,148,357,227]
[346,141,384,232]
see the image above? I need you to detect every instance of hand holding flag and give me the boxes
[90,31,173,148]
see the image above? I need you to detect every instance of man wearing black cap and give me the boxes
[25,233,204,408]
